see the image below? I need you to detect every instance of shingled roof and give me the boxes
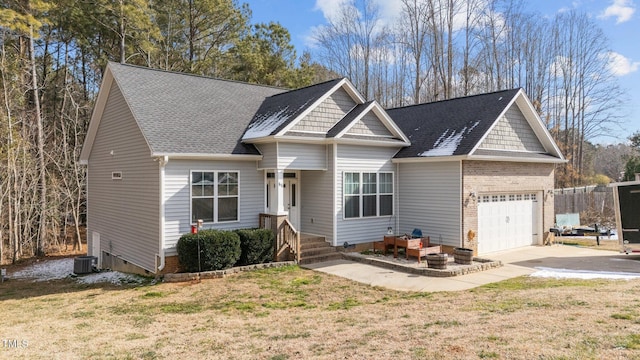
[107,62,285,156]
[388,89,522,158]
[242,78,343,140]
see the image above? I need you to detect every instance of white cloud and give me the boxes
[314,0,350,21]
[599,0,635,24]
[314,0,403,24]
[606,51,640,76]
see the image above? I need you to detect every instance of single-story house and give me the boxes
[79,62,565,274]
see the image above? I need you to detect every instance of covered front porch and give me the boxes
[259,168,340,264]
[258,214,342,264]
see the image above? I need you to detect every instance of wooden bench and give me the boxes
[404,236,442,263]
[406,245,442,263]
[373,240,392,254]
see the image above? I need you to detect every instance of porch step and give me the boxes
[298,235,343,265]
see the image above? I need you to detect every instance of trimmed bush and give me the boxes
[235,228,274,266]
[177,230,241,272]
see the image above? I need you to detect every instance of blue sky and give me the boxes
[244,0,640,145]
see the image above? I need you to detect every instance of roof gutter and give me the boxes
[392,154,567,164]
[392,155,468,163]
[152,153,262,161]
[467,154,568,164]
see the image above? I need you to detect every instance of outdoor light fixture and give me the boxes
[469,191,477,199]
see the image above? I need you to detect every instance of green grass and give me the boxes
[477,350,500,358]
[327,297,361,310]
[125,333,148,341]
[269,332,311,341]
[211,300,259,313]
[110,304,155,316]
[72,310,95,318]
[159,302,204,314]
[474,277,606,291]
[611,313,634,320]
[141,291,164,298]
[269,355,289,360]
[615,334,640,350]
[424,320,463,328]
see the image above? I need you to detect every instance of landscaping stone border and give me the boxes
[162,261,296,283]
[343,253,502,277]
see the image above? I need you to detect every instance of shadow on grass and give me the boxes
[0,277,152,301]
[0,255,153,301]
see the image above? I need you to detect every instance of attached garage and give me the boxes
[477,193,539,254]
[389,89,564,256]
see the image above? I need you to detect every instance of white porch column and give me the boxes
[275,169,288,215]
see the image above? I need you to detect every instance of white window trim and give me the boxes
[189,170,240,224]
[343,171,394,219]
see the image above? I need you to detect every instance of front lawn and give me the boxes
[1,262,639,359]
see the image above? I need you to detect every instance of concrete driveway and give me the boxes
[304,245,640,292]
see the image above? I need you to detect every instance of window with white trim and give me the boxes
[191,171,238,223]
[343,172,393,218]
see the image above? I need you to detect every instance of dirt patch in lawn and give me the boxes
[1,260,639,359]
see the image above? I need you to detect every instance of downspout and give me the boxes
[396,162,400,234]
[459,160,464,248]
[332,142,338,246]
[157,156,169,272]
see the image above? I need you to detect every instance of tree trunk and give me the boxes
[31,26,47,257]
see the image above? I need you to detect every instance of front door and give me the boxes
[266,172,300,230]
[284,178,299,229]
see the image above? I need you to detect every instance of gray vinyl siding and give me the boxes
[398,161,461,247]
[335,145,400,245]
[277,143,327,170]
[87,81,160,273]
[256,143,277,170]
[479,105,545,152]
[163,159,263,255]
[346,112,393,137]
[289,88,356,133]
[300,165,334,242]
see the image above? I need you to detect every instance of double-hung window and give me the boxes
[343,172,393,218]
[191,171,239,223]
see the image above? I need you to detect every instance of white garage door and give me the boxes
[477,193,538,254]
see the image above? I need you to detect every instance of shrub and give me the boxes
[176,230,241,272]
[235,228,274,266]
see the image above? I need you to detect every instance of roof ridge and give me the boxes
[386,88,521,111]
[265,78,344,99]
[107,61,286,91]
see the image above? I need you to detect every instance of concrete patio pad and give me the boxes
[304,245,640,292]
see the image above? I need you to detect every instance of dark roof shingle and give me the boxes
[108,62,284,155]
[242,79,343,139]
[388,89,521,158]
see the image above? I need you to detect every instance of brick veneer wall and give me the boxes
[161,255,182,274]
[461,160,555,254]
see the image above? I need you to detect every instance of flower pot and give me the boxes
[453,247,473,265]
[426,253,448,269]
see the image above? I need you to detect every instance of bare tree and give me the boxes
[314,0,387,99]
[398,0,431,103]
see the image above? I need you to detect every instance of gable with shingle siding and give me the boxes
[479,105,545,152]
[346,111,393,137]
[288,87,356,133]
